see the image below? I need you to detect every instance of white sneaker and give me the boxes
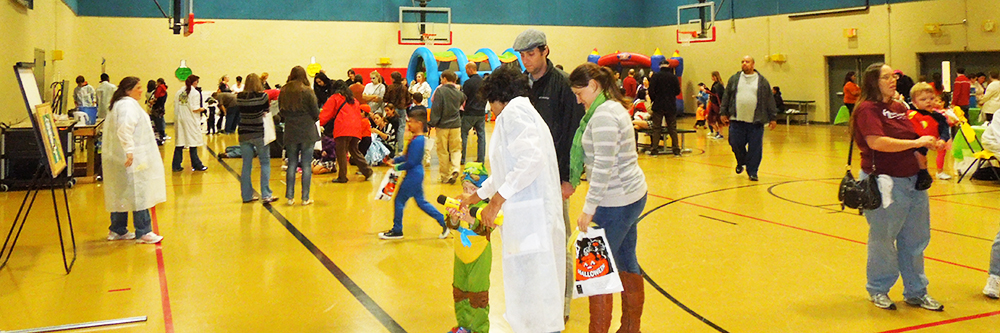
[904,294,944,311]
[287,199,295,206]
[107,231,135,241]
[870,293,896,310]
[937,172,952,180]
[301,199,314,206]
[136,232,163,244]
[707,132,715,137]
[984,275,1000,299]
[439,227,451,239]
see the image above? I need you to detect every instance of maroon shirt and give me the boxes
[853,100,920,177]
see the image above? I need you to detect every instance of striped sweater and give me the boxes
[581,100,647,215]
[236,92,269,142]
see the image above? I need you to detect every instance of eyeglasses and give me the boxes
[879,75,897,81]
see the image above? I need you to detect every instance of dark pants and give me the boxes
[334,136,371,181]
[151,113,166,139]
[207,107,217,134]
[172,146,205,170]
[845,103,855,114]
[728,121,764,177]
[461,115,486,163]
[224,108,240,133]
[649,110,678,152]
[216,110,225,133]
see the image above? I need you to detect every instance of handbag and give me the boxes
[322,100,347,137]
[839,136,882,212]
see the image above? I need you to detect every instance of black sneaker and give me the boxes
[193,166,208,171]
[915,169,932,191]
[735,165,744,174]
[749,175,759,181]
[378,230,403,240]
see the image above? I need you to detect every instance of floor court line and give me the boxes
[876,310,1000,333]
[206,146,408,333]
[150,207,174,333]
[929,197,1000,212]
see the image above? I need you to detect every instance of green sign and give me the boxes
[175,67,193,81]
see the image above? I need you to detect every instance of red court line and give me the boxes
[877,310,1000,333]
[150,207,175,333]
[108,288,131,292]
[649,194,987,273]
[929,197,1000,212]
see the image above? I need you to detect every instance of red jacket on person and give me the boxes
[623,76,638,99]
[320,94,365,139]
[952,74,971,107]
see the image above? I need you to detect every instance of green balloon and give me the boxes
[175,67,193,81]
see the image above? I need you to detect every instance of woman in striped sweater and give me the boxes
[569,63,648,333]
[236,73,277,203]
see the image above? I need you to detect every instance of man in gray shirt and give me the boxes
[430,70,465,184]
[720,56,778,181]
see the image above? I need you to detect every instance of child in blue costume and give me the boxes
[378,107,449,240]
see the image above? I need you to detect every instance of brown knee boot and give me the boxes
[589,293,613,333]
[617,272,645,333]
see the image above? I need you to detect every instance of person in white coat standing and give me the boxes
[980,71,1000,123]
[172,75,208,172]
[461,65,566,333]
[103,77,165,244]
[95,73,116,119]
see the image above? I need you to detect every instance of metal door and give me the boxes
[826,55,884,122]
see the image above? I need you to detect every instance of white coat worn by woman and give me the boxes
[172,76,208,171]
[474,96,566,332]
[103,79,166,244]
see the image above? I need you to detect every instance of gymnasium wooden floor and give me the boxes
[2,118,1000,333]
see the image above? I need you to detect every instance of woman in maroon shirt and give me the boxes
[851,63,945,312]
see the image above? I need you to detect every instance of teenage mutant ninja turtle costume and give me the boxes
[448,165,493,333]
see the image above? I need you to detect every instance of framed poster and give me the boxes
[34,103,67,178]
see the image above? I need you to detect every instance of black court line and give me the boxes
[766,180,994,242]
[206,146,407,333]
[698,215,737,225]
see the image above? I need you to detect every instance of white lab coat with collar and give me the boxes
[476,96,566,333]
[102,97,167,212]
[174,87,205,147]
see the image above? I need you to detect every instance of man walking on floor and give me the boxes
[430,70,465,184]
[648,63,682,155]
[461,62,486,164]
[720,55,778,181]
[513,28,585,323]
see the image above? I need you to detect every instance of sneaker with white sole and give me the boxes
[136,232,163,244]
[937,172,952,180]
[905,294,944,311]
[439,226,451,239]
[378,230,403,240]
[287,199,295,206]
[984,275,1000,299]
[870,293,896,310]
[302,199,314,206]
[107,231,135,241]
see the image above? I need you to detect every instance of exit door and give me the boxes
[826,55,884,122]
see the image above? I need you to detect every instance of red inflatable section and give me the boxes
[596,53,652,68]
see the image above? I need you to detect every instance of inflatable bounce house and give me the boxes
[588,48,685,115]
[406,47,525,105]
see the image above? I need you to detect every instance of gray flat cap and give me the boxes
[513,29,547,52]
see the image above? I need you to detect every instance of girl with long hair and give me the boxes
[279,66,321,205]
[172,75,207,171]
[235,73,277,203]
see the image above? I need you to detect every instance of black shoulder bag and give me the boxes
[839,136,882,212]
[322,100,347,137]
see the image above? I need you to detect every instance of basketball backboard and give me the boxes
[677,2,716,44]
[399,6,452,45]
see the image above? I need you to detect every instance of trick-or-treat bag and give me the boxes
[573,227,624,298]
[374,169,401,201]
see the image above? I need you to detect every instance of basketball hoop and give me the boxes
[183,13,214,36]
[421,33,437,46]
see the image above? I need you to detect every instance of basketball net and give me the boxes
[421,33,437,46]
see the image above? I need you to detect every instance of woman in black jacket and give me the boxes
[314,71,333,107]
[708,71,726,139]
[281,66,321,206]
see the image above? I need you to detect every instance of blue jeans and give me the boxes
[392,178,445,234]
[860,173,931,299]
[990,226,1000,276]
[592,193,647,275]
[224,108,240,133]
[728,120,764,177]
[396,108,407,153]
[110,209,151,236]
[461,115,486,163]
[240,138,272,201]
[172,146,205,170]
[285,142,315,201]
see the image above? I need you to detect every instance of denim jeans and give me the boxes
[110,209,151,236]
[396,108,407,154]
[461,115,486,163]
[860,173,931,299]
[592,193,647,275]
[728,120,765,177]
[172,147,205,170]
[285,142,315,201]
[991,227,1000,276]
[240,138,272,201]
[224,108,241,133]
[151,114,166,139]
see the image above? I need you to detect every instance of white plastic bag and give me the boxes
[263,112,276,145]
[573,228,624,298]
[374,169,401,201]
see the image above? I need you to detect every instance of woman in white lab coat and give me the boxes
[102,77,166,244]
[172,75,207,172]
[461,65,566,333]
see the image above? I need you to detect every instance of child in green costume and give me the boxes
[445,177,493,333]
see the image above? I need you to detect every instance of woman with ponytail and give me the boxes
[173,74,208,171]
[102,76,165,244]
[568,63,648,333]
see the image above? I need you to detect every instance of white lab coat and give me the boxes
[476,96,566,333]
[96,81,117,119]
[408,81,431,106]
[174,87,205,147]
[102,97,166,212]
[982,81,1000,116]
